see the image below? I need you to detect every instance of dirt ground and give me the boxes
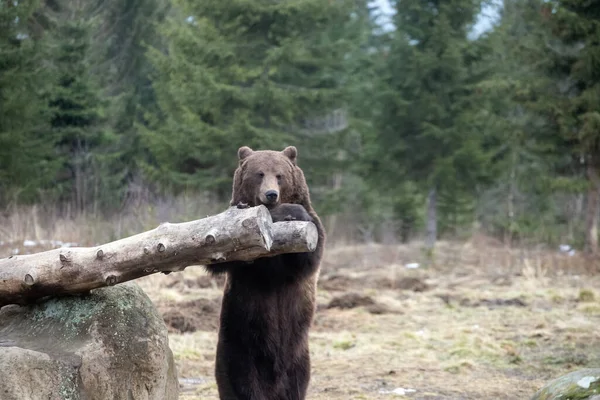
[3,238,600,399]
[132,240,600,400]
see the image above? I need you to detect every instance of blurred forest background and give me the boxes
[1,0,600,255]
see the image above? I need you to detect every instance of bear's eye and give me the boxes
[276,174,282,181]
[258,172,265,178]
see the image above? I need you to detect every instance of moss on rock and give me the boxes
[532,369,600,400]
[0,282,178,400]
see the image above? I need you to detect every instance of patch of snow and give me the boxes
[11,248,19,255]
[577,375,599,389]
[415,329,428,337]
[14,239,79,248]
[179,377,207,385]
[559,244,576,256]
[379,387,417,396]
[405,263,420,269]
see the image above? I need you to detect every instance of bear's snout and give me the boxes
[258,175,281,206]
[264,190,279,203]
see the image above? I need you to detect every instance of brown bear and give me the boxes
[205,145,325,400]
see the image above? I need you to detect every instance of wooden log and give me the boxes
[0,205,318,308]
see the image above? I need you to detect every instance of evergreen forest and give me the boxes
[2,0,600,253]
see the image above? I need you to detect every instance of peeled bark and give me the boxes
[0,205,318,308]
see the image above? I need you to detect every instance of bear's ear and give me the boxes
[282,146,297,165]
[238,146,253,161]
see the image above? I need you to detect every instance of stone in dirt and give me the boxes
[460,297,527,308]
[327,293,376,309]
[161,297,222,333]
[318,274,354,291]
[326,292,393,314]
[531,368,600,400]
[0,282,178,400]
[394,277,431,292]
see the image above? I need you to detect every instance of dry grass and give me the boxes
[0,194,221,248]
[2,205,600,399]
[134,241,600,400]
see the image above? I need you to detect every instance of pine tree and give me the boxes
[47,18,116,213]
[344,2,426,242]
[0,0,55,205]
[472,0,562,245]
[94,0,170,189]
[543,0,600,252]
[369,0,487,248]
[142,0,361,201]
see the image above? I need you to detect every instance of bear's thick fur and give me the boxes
[205,146,325,400]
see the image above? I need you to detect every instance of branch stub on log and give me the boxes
[24,274,35,286]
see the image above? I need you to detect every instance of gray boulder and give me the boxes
[0,282,178,400]
[531,368,600,400]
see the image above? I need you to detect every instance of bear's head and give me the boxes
[230,146,310,209]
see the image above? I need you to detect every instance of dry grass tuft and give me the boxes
[0,194,221,255]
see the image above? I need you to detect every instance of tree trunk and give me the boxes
[425,187,437,249]
[505,149,517,247]
[325,150,344,241]
[0,205,318,308]
[585,163,599,254]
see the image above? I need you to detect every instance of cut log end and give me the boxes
[305,223,318,252]
[270,221,318,254]
[254,206,273,251]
